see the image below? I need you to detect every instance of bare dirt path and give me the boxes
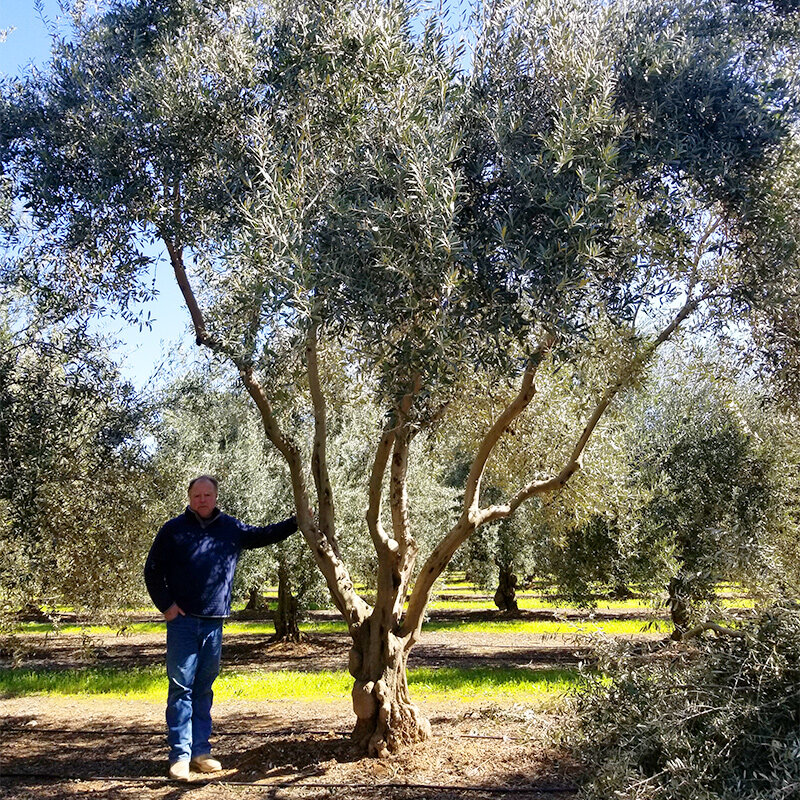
[1,694,575,799]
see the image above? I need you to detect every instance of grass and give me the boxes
[422,617,671,635]
[9,620,345,636]
[425,597,657,611]
[0,665,582,704]
[408,666,581,702]
[426,596,754,611]
[9,617,671,636]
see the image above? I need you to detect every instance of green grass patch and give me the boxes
[0,665,581,704]
[11,622,167,636]
[421,618,671,635]
[0,665,166,698]
[9,616,670,637]
[409,666,581,702]
[8,620,348,636]
[426,597,659,612]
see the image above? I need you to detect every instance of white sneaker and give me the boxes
[191,754,223,773]
[168,760,191,781]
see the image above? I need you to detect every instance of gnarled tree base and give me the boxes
[351,679,431,758]
[349,625,431,758]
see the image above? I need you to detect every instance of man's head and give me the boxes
[188,475,219,520]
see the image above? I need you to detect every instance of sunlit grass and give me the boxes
[409,667,581,703]
[11,622,167,636]
[426,597,660,612]
[0,665,581,704]
[9,617,671,637]
[427,596,754,611]
[8,620,345,636]
[421,618,671,635]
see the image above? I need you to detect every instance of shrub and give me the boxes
[570,605,800,799]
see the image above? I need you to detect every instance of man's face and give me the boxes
[188,479,218,520]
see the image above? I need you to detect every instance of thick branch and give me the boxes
[160,178,211,348]
[462,348,549,516]
[390,427,413,548]
[366,381,419,556]
[366,421,398,553]
[680,621,745,641]
[405,296,704,638]
[162,236,230,358]
[307,323,335,539]
[387,428,419,622]
[401,349,549,638]
[478,298,703,525]
[239,366,370,631]
[482,294,703,524]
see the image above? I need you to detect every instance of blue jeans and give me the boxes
[165,615,223,763]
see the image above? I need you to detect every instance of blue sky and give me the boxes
[2,0,193,389]
[0,0,59,73]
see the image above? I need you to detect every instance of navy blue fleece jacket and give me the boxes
[144,508,297,618]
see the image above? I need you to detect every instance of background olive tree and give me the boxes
[0,307,155,615]
[2,0,799,756]
[628,357,781,638]
[456,349,794,631]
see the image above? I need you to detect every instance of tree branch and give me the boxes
[462,344,551,517]
[307,322,335,540]
[679,621,745,641]
[481,294,704,525]
[366,379,419,556]
[161,235,230,358]
[390,426,413,548]
[366,419,399,553]
[404,294,706,639]
[687,215,723,296]
[239,366,370,630]
[401,345,550,639]
[159,212,368,630]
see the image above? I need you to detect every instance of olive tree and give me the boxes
[0,311,154,613]
[630,361,784,638]
[2,0,799,755]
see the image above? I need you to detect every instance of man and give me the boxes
[144,475,297,782]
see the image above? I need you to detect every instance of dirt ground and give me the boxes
[0,611,614,799]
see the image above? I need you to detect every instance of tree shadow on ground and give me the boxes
[1,707,579,800]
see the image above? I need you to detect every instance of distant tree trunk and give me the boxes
[348,613,431,758]
[493,563,519,613]
[667,576,690,640]
[609,582,632,600]
[245,587,268,611]
[272,562,302,643]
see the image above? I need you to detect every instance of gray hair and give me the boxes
[187,475,219,493]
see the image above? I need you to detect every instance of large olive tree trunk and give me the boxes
[349,616,431,756]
